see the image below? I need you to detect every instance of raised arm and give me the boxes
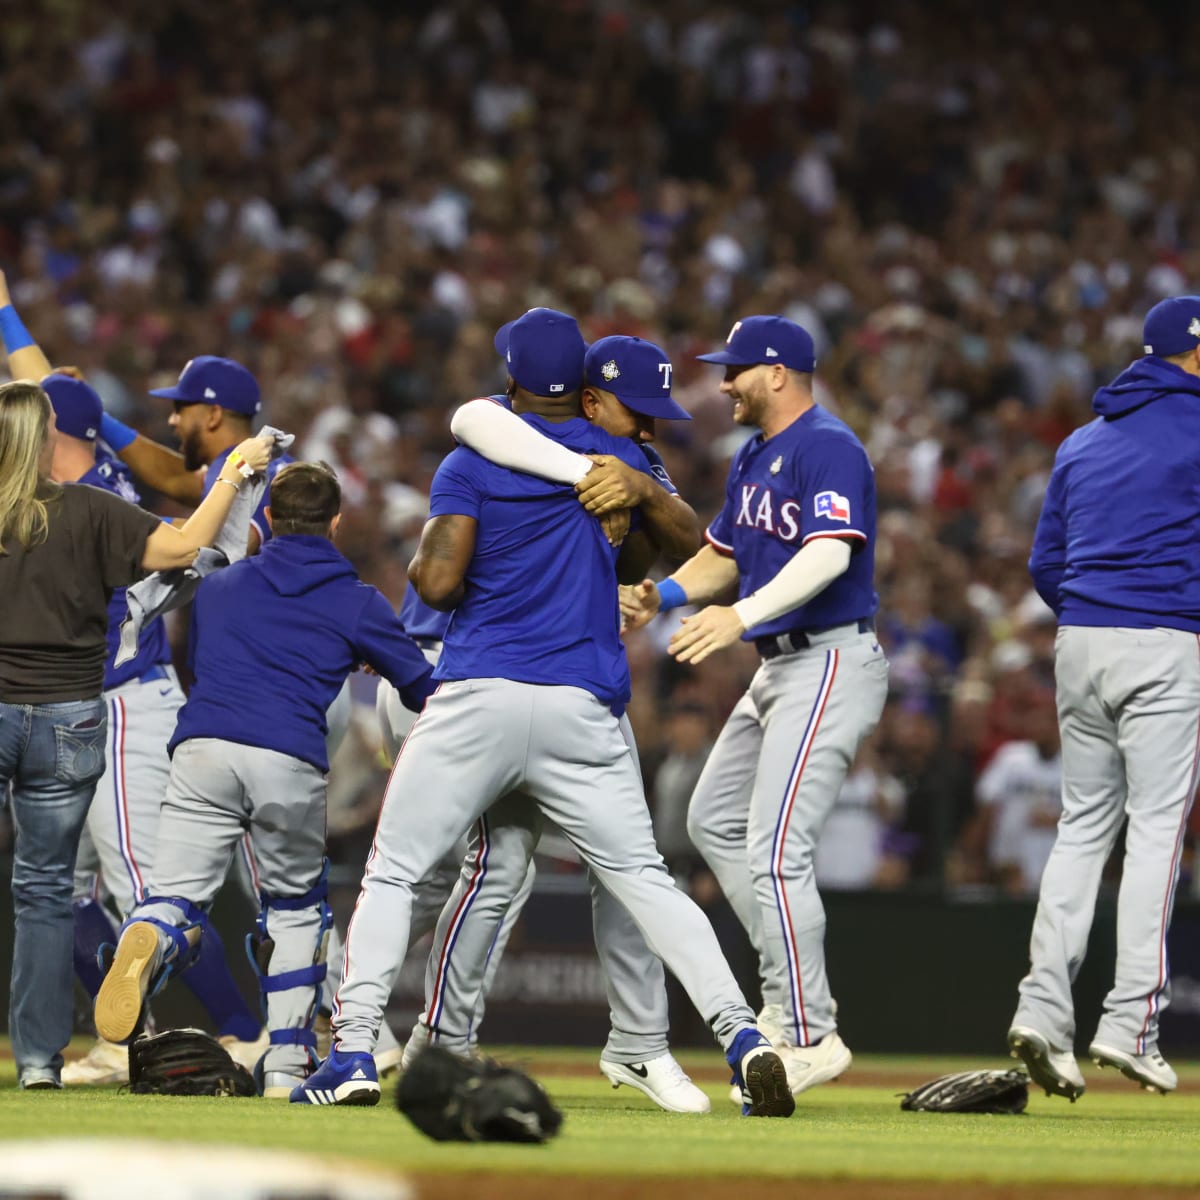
[141,436,272,570]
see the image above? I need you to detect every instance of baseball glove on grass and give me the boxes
[900,1068,1029,1114]
[396,1046,563,1143]
[127,1028,257,1097]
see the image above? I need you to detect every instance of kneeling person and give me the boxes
[95,463,435,1098]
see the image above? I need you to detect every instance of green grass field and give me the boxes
[2,1045,1198,1196]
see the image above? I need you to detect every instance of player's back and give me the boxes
[1054,358,1200,627]
[432,415,650,711]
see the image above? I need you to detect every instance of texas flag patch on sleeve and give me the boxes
[814,490,851,523]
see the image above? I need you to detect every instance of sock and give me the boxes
[177,922,261,1042]
[73,898,119,1000]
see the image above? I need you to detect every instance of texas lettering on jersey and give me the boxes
[735,484,804,542]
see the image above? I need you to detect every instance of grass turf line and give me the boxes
[0,1050,1196,1186]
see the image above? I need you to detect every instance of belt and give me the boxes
[755,617,875,660]
[138,664,170,684]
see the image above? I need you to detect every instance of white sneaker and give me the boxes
[756,1003,786,1046]
[376,1046,404,1079]
[62,1038,129,1086]
[1007,1025,1085,1101]
[219,1029,270,1073]
[262,1070,304,1100]
[779,1031,852,1095]
[600,1053,711,1114]
[1089,1041,1177,1093]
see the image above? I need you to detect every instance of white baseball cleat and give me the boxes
[1007,1025,1085,1101]
[261,1070,305,1100]
[756,1003,786,1046]
[61,1039,130,1086]
[1089,1041,1177,1093]
[599,1053,711,1113]
[778,1030,853,1095]
[219,1029,270,1073]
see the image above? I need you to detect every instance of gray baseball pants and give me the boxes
[1014,625,1200,1053]
[687,627,888,1047]
[334,679,757,1053]
[417,715,671,1063]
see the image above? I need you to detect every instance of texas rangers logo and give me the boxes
[814,490,851,523]
[601,359,620,382]
[769,455,783,475]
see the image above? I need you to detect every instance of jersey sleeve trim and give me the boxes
[704,527,735,556]
[801,529,867,545]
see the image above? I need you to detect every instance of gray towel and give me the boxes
[114,427,294,667]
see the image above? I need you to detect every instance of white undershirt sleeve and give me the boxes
[449,399,593,485]
[732,537,853,630]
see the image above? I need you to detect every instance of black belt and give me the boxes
[755,617,875,660]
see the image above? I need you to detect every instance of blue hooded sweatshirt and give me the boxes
[171,535,435,771]
[1030,356,1200,631]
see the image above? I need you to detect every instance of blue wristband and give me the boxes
[657,578,687,611]
[100,411,137,451]
[0,304,34,352]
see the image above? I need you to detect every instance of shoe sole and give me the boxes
[95,923,160,1044]
[1089,1044,1175,1094]
[742,1050,795,1118]
[1007,1028,1084,1102]
[294,1081,381,1106]
[599,1062,711,1114]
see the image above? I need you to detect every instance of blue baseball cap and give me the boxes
[42,374,102,442]
[696,315,816,373]
[148,355,261,417]
[493,308,585,397]
[1143,296,1200,358]
[584,336,691,420]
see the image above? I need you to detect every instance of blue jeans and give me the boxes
[0,698,106,1080]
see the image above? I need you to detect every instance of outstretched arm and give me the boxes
[450,398,593,483]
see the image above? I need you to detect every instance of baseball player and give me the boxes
[0,287,266,1083]
[397,334,712,1113]
[300,308,793,1117]
[94,462,435,1097]
[621,315,889,1097]
[1007,296,1200,1098]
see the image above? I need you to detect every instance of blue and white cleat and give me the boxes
[727,1028,794,1118]
[289,1048,381,1106]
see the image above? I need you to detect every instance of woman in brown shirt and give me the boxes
[0,379,271,1089]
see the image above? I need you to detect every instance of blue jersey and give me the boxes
[81,451,172,690]
[203,446,294,547]
[429,416,654,712]
[1030,356,1200,631]
[706,404,878,639]
[173,535,434,771]
[397,420,676,648]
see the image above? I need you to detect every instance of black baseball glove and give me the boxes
[900,1068,1029,1114]
[127,1028,257,1097]
[396,1046,563,1143]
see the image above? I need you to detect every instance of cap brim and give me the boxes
[493,320,516,358]
[696,350,748,365]
[613,393,693,421]
[148,385,192,400]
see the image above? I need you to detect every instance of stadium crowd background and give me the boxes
[1,0,1198,901]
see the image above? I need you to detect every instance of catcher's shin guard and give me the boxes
[95,899,206,1044]
[246,860,332,1083]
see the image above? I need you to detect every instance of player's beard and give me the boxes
[180,428,205,472]
[730,378,766,427]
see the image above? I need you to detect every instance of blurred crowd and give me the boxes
[2,0,1199,897]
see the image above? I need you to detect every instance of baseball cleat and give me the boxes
[600,1052,711,1113]
[290,1048,380,1106]
[779,1030,853,1095]
[1007,1025,1085,1101]
[728,1028,795,1118]
[1088,1041,1177,1093]
[755,1003,786,1047]
[95,922,162,1045]
[262,1070,307,1100]
[61,1038,129,1086]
